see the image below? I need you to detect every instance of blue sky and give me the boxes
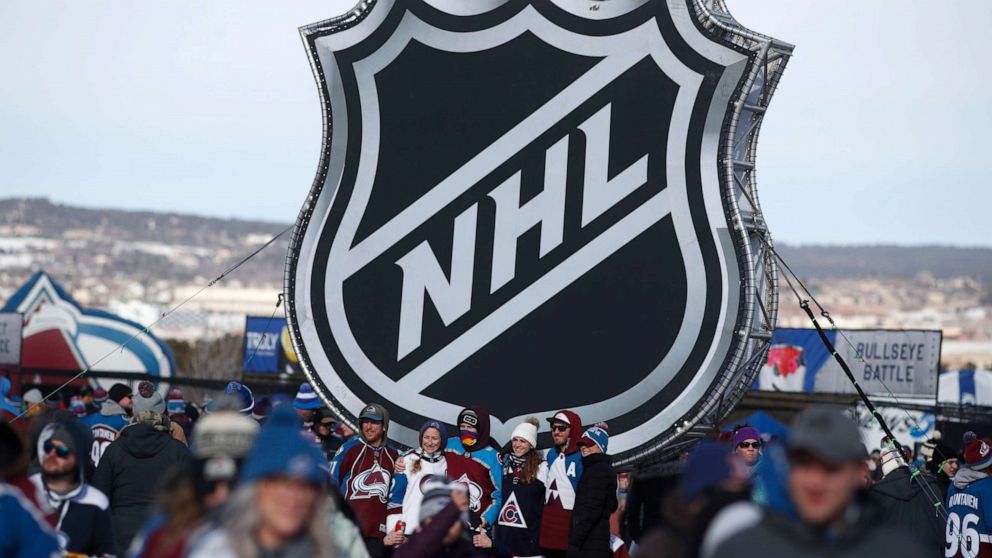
[2,1,989,246]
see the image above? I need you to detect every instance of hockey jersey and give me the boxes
[947,468,992,558]
[387,449,448,534]
[494,457,546,557]
[330,438,399,538]
[539,409,584,551]
[81,401,128,468]
[445,441,501,528]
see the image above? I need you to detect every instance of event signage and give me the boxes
[0,312,23,366]
[243,316,302,374]
[285,0,789,461]
[757,328,941,398]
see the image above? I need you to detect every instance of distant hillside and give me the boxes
[775,244,992,280]
[1,198,990,287]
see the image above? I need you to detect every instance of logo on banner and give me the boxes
[498,492,528,529]
[286,0,782,459]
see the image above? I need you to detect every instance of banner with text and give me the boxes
[756,328,941,398]
[0,312,23,366]
[243,316,301,374]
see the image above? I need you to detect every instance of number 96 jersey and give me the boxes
[946,473,992,558]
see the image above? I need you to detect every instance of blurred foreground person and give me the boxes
[0,420,61,558]
[31,417,116,557]
[711,407,928,558]
[393,477,484,558]
[187,406,339,558]
[946,431,992,558]
[127,396,259,558]
[635,440,753,558]
[93,391,192,556]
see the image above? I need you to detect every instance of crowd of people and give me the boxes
[0,377,987,558]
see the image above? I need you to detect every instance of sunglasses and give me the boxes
[43,440,71,458]
[551,424,570,433]
[737,441,761,449]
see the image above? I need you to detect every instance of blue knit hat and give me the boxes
[224,382,254,415]
[419,420,447,446]
[293,382,321,411]
[682,441,732,502]
[241,406,327,486]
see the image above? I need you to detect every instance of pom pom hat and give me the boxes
[293,382,321,411]
[511,417,539,448]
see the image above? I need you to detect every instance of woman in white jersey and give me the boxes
[385,419,449,544]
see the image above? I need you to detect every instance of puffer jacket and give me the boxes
[91,419,191,556]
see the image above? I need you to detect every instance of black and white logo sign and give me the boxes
[286,0,774,461]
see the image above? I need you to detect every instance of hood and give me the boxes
[458,406,491,450]
[870,466,921,502]
[37,417,93,489]
[100,398,127,417]
[359,403,390,445]
[550,409,583,455]
[119,422,174,458]
[954,465,990,489]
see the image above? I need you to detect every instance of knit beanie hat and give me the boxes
[69,396,87,418]
[879,438,906,477]
[578,423,609,453]
[241,406,327,486]
[682,441,733,502]
[252,396,272,422]
[93,388,108,406]
[732,425,761,447]
[167,388,185,415]
[193,407,260,459]
[23,388,43,406]
[419,420,448,448]
[108,383,132,404]
[418,476,458,525]
[132,381,165,414]
[223,381,254,415]
[293,383,321,411]
[964,431,992,470]
[510,417,539,448]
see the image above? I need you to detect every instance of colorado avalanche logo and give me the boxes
[286,0,790,461]
[498,492,527,529]
[350,463,392,502]
[454,473,484,513]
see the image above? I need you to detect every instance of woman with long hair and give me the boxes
[385,420,449,546]
[186,406,339,558]
[474,417,545,557]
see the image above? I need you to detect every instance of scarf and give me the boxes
[419,449,444,463]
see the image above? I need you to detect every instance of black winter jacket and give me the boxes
[91,422,191,556]
[866,466,946,554]
[713,498,930,558]
[568,453,617,558]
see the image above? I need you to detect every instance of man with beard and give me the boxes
[540,409,584,558]
[30,417,116,557]
[330,402,399,558]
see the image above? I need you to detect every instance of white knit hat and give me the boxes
[510,417,539,448]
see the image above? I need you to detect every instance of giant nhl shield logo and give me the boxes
[286,0,789,464]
